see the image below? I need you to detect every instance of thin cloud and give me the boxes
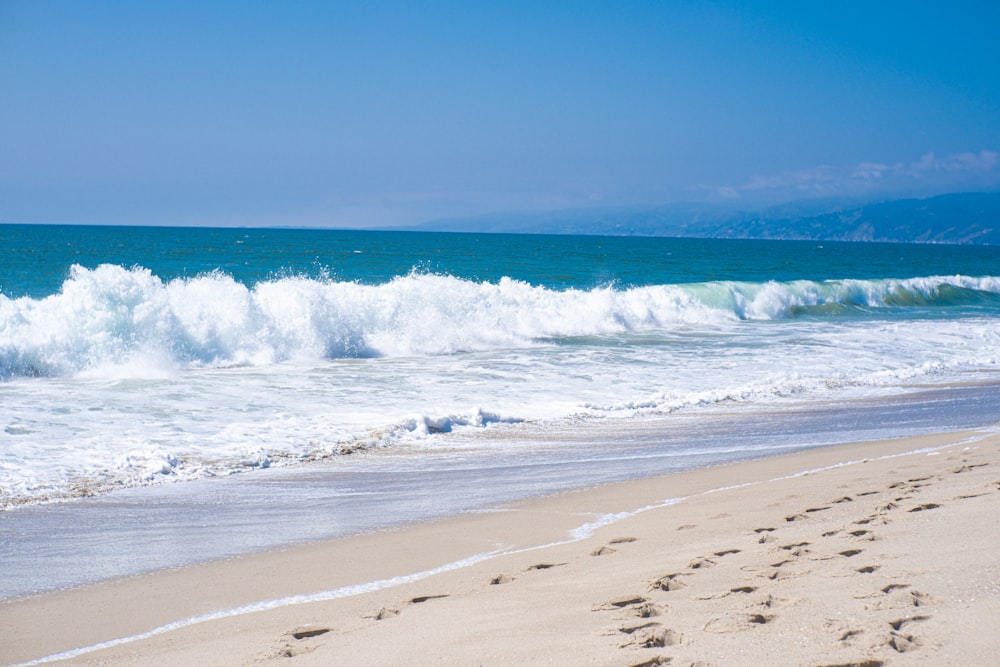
[905,150,998,175]
[740,165,840,194]
[851,162,890,180]
[706,149,1000,202]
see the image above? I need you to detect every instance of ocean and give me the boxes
[2,224,999,597]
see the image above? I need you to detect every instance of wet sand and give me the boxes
[3,430,999,666]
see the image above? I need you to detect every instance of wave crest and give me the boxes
[1,265,998,379]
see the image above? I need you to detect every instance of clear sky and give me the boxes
[2,1,998,227]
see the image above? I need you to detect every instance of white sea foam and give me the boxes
[2,267,1000,507]
[2,265,998,379]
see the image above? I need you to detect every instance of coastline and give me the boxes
[4,429,998,666]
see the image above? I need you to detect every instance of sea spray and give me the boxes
[4,265,999,380]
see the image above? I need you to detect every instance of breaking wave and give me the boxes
[2,264,998,379]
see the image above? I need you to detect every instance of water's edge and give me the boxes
[2,380,997,601]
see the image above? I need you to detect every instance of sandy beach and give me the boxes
[3,429,999,666]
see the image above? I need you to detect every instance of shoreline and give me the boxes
[4,429,998,666]
[5,378,999,601]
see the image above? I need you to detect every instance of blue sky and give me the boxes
[1,1,998,227]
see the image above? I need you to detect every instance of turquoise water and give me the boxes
[4,223,1000,296]
[2,224,1000,509]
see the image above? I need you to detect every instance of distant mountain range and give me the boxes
[406,192,1000,245]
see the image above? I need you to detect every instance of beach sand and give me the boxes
[3,430,999,666]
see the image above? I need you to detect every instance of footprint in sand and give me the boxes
[838,628,863,642]
[701,596,783,632]
[409,594,449,604]
[598,595,650,610]
[271,626,332,658]
[687,557,716,570]
[616,621,659,635]
[490,573,514,585]
[764,557,800,580]
[526,562,566,571]
[755,593,784,610]
[908,502,941,512]
[713,548,741,557]
[703,611,775,633]
[950,463,988,474]
[289,627,331,640]
[748,613,775,625]
[729,585,757,594]
[754,527,777,543]
[594,537,638,555]
[890,615,930,631]
[618,622,683,648]
[650,573,687,592]
[888,631,921,653]
[633,601,666,618]
[880,583,909,594]
[362,598,447,623]
[594,595,666,618]
[879,584,934,607]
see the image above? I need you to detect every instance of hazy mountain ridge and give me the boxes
[409,192,1000,244]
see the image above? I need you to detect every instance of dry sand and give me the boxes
[3,430,999,666]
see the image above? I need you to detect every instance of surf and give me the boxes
[3,264,1000,380]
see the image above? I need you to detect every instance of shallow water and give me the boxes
[2,380,997,599]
